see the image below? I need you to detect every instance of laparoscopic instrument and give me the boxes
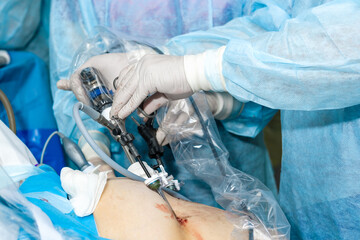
[73,66,181,218]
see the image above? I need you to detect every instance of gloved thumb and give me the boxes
[57,79,71,90]
[140,93,169,117]
[57,77,92,106]
[156,128,170,146]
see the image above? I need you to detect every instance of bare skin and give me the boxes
[94,178,245,240]
[87,156,251,240]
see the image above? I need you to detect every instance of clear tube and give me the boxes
[73,102,144,182]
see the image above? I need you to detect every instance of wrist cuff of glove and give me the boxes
[184,46,226,92]
[184,53,212,92]
[206,92,245,120]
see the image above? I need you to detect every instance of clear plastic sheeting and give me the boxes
[0,166,102,239]
[157,93,290,239]
[54,28,159,145]
[69,27,159,81]
[0,167,62,240]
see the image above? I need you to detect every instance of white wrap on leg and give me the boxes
[60,167,108,217]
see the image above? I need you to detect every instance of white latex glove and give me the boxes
[204,92,244,120]
[155,99,202,146]
[110,54,194,119]
[156,92,244,145]
[57,53,130,105]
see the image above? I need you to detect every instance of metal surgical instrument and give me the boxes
[78,67,180,214]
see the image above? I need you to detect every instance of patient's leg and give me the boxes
[94,178,247,240]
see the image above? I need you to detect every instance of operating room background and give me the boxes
[0,0,282,195]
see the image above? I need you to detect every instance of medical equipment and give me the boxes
[75,66,180,217]
[80,67,113,116]
[41,131,93,172]
[67,33,289,238]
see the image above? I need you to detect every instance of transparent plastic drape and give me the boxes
[157,93,290,239]
[0,167,62,239]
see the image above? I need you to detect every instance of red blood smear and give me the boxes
[176,217,188,226]
[191,231,203,240]
[155,204,169,213]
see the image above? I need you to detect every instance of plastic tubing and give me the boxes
[0,89,16,133]
[73,102,143,181]
[73,102,189,200]
[189,96,225,175]
[40,131,62,165]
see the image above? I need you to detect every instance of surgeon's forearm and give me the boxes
[165,0,291,56]
[209,1,360,110]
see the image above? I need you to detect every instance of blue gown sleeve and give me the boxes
[165,0,292,55]
[204,0,360,110]
[165,1,291,136]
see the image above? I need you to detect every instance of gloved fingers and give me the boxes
[156,127,168,146]
[156,110,184,146]
[175,112,202,141]
[57,75,91,106]
[174,111,191,126]
[140,93,169,117]
[157,111,192,146]
[168,104,199,135]
[71,70,92,106]
[114,64,136,90]
[110,69,138,118]
[57,79,71,90]
[160,101,187,124]
[116,85,149,119]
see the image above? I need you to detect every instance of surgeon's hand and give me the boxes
[155,92,244,145]
[57,53,130,105]
[155,99,201,146]
[110,54,193,119]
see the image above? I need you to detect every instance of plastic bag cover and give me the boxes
[157,93,290,239]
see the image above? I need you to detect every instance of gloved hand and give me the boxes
[156,92,244,145]
[204,92,244,120]
[110,54,194,119]
[57,53,130,105]
[155,98,202,146]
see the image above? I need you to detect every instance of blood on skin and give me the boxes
[156,204,178,220]
[155,204,170,213]
[176,217,188,226]
[191,231,203,240]
[155,204,192,229]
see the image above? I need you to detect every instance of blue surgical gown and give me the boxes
[166,0,360,238]
[50,0,277,206]
[0,0,50,63]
